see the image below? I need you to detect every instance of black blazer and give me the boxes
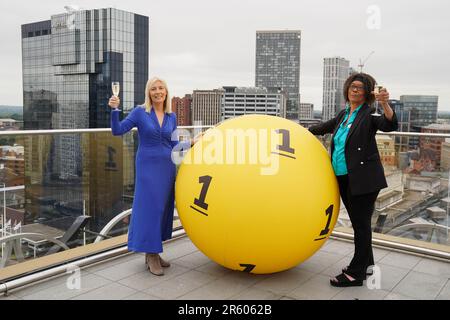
[309,103,399,196]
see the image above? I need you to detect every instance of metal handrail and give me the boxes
[0,126,213,136]
[94,209,131,243]
[377,131,450,138]
[0,233,70,268]
[332,231,450,260]
[0,229,187,296]
[0,127,448,138]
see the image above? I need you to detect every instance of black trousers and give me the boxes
[337,174,379,279]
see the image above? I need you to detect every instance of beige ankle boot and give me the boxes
[159,255,170,268]
[146,253,163,276]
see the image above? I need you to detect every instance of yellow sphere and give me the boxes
[175,115,339,274]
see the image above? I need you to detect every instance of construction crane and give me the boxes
[358,51,375,73]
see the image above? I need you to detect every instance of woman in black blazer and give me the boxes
[309,73,398,287]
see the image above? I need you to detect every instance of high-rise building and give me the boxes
[348,67,356,76]
[299,103,314,120]
[22,9,148,128]
[21,8,149,229]
[400,95,438,149]
[298,103,319,128]
[400,96,438,129]
[322,57,350,121]
[255,30,301,120]
[222,86,286,120]
[389,99,410,153]
[192,89,224,126]
[172,95,192,126]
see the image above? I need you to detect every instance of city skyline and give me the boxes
[0,0,449,111]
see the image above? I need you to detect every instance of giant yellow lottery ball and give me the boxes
[175,115,339,274]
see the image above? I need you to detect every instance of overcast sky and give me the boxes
[1,0,449,111]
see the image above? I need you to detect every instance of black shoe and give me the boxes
[342,266,374,277]
[330,272,363,287]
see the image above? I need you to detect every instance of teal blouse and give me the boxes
[332,104,363,176]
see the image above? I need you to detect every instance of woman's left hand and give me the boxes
[373,87,390,105]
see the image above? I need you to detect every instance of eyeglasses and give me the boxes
[349,85,365,92]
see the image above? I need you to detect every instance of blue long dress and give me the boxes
[111,106,179,253]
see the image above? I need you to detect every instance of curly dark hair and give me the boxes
[343,72,376,105]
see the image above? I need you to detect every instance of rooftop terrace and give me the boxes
[1,235,449,300]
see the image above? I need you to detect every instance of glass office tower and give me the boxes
[400,95,438,150]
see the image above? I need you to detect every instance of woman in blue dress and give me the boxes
[109,77,191,276]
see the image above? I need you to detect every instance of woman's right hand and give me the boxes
[108,95,120,109]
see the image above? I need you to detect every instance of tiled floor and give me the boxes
[1,236,449,300]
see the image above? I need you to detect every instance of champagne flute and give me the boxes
[112,82,120,97]
[111,81,120,110]
[371,84,383,117]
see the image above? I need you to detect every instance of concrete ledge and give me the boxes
[0,235,128,282]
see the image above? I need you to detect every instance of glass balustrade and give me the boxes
[0,127,448,280]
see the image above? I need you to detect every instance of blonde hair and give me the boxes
[143,77,172,113]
